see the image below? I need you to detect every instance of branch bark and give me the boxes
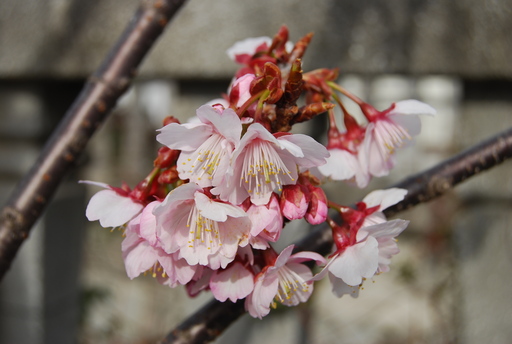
[0,0,188,281]
[160,126,512,344]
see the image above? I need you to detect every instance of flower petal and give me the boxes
[210,262,254,302]
[362,188,407,211]
[392,99,436,117]
[246,270,279,319]
[194,192,247,222]
[156,122,212,151]
[86,189,143,228]
[328,236,379,286]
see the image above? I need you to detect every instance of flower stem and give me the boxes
[328,81,364,105]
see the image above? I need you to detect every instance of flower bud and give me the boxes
[154,146,180,168]
[280,184,310,220]
[305,186,328,225]
[230,73,256,108]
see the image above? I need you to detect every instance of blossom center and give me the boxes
[186,205,221,251]
[240,139,295,196]
[374,119,412,154]
[181,133,230,182]
[274,265,309,306]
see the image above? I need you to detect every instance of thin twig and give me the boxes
[160,126,512,344]
[0,0,188,281]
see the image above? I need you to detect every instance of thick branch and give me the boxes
[0,0,187,281]
[161,126,512,344]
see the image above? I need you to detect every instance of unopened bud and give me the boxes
[157,166,180,185]
[305,186,328,225]
[280,184,310,220]
[154,147,180,168]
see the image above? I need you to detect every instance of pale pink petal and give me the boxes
[391,100,436,117]
[138,201,160,246]
[317,149,357,181]
[217,217,252,256]
[362,188,407,211]
[328,236,379,286]
[196,105,242,146]
[157,201,191,254]
[178,240,212,266]
[210,262,255,302]
[360,219,408,273]
[362,212,387,227]
[246,271,279,319]
[249,235,270,250]
[362,219,409,239]
[273,245,295,268]
[122,240,159,280]
[275,136,304,158]
[194,192,247,221]
[207,250,238,270]
[156,182,200,209]
[158,253,197,285]
[156,122,212,151]
[246,195,283,237]
[278,133,329,169]
[121,217,142,253]
[86,189,143,228]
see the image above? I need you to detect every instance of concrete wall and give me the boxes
[1,0,511,78]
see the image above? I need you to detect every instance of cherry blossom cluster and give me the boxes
[83,26,435,319]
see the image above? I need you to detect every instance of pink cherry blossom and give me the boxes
[156,105,242,188]
[314,188,409,297]
[121,201,196,286]
[315,110,369,187]
[212,123,329,206]
[82,181,144,228]
[360,100,436,177]
[154,183,251,269]
[245,245,326,319]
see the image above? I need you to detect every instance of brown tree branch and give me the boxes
[0,0,188,281]
[160,126,512,344]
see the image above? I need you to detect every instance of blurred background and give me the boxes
[1,0,512,343]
